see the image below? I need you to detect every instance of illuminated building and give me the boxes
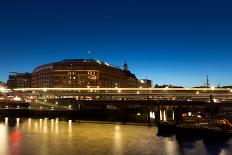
[138,79,152,88]
[7,72,32,88]
[31,59,138,88]
[0,81,24,102]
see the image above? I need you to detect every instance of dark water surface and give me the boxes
[0,117,232,155]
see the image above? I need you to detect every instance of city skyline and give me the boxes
[1,0,232,87]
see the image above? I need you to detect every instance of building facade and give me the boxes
[31,59,138,88]
[7,72,32,88]
[138,79,152,88]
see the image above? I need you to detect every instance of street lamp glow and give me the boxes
[13,96,22,101]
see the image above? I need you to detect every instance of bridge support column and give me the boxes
[157,101,160,123]
[147,104,151,125]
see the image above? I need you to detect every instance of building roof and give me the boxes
[9,72,32,76]
[34,59,121,72]
[32,59,137,79]
[60,59,121,69]
[124,70,137,79]
[33,63,54,72]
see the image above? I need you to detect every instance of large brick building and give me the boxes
[7,72,32,88]
[31,59,139,88]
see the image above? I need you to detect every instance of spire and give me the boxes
[88,49,92,59]
[123,59,128,71]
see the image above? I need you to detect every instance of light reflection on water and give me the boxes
[0,118,232,155]
[0,124,9,155]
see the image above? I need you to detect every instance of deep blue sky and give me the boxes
[1,0,232,87]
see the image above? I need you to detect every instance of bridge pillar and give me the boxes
[147,103,151,125]
[157,101,160,123]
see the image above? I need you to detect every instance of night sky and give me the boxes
[1,0,232,87]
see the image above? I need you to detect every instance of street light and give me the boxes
[211,87,215,90]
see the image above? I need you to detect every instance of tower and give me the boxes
[123,60,128,71]
[205,75,210,87]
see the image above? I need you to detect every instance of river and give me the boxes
[0,117,232,155]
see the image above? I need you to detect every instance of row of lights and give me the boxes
[36,88,232,94]
[4,105,21,109]
[117,90,140,94]
[38,105,72,109]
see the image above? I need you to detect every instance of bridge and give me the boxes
[13,87,232,102]
[1,85,232,123]
[2,85,232,111]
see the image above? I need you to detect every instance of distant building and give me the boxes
[154,84,183,88]
[31,59,138,88]
[193,86,210,88]
[138,79,152,88]
[7,72,32,88]
[222,86,232,88]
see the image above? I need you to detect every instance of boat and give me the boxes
[157,114,232,139]
[204,119,232,140]
[176,122,208,135]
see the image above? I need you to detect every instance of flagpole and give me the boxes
[88,50,92,59]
